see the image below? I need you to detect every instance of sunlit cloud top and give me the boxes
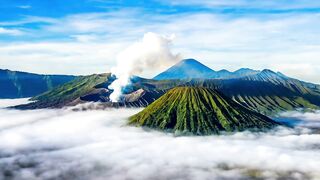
[1,0,320,83]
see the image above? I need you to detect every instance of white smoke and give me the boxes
[1,99,320,180]
[108,32,181,102]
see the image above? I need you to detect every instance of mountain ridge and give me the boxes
[0,69,77,98]
[153,58,260,80]
[11,59,320,116]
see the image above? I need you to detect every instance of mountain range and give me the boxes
[0,69,76,98]
[153,58,260,80]
[9,59,320,116]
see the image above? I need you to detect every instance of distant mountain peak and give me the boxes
[261,69,275,73]
[153,59,288,81]
[154,59,261,80]
[235,68,256,72]
[218,69,230,73]
[238,68,252,70]
[176,58,213,69]
[180,58,198,63]
[240,68,289,83]
[153,58,215,80]
[260,69,286,78]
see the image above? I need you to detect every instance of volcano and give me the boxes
[129,87,281,135]
[153,58,215,80]
[153,58,259,80]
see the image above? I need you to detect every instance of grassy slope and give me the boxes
[15,73,110,109]
[129,87,280,135]
[223,71,320,115]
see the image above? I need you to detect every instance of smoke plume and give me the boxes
[108,32,181,102]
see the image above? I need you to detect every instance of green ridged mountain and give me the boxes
[14,73,111,109]
[129,87,280,135]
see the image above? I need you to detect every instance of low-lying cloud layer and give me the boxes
[277,110,320,128]
[1,99,320,180]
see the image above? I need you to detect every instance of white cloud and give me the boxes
[43,10,143,35]
[0,98,30,109]
[71,34,99,42]
[1,10,320,83]
[0,99,320,179]
[0,27,23,36]
[17,5,32,9]
[278,110,320,128]
[0,41,128,75]
[0,16,57,26]
[158,0,320,9]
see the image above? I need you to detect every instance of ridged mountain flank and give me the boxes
[129,87,281,135]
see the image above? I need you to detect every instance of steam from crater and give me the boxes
[108,32,181,102]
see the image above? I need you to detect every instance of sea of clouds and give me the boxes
[1,99,320,180]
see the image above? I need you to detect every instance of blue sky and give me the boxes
[1,0,320,83]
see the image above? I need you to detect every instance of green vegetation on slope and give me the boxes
[15,73,110,109]
[129,87,280,135]
[220,71,320,115]
[131,72,320,115]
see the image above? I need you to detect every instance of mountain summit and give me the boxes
[153,58,259,80]
[153,59,215,80]
[129,87,280,135]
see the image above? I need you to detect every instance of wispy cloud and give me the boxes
[17,5,32,9]
[159,0,320,9]
[0,41,127,75]
[70,34,99,42]
[0,27,23,36]
[42,10,144,35]
[0,16,57,26]
[1,8,320,83]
